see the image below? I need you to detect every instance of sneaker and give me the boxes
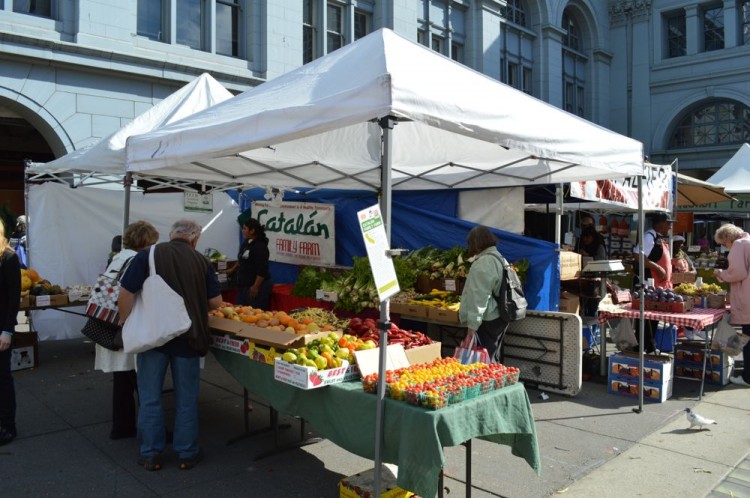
[137,454,163,471]
[179,449,203,470]
[0,428,17,446]
[729,376,750,387]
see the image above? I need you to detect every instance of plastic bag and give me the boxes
[610,319,637,351]
[453,330,491,365]
[711,314,745,357]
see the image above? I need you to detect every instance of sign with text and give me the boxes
[570,164,673,210]
[253,201,335,266]
[357,204,400,301]
[184,192,213,213]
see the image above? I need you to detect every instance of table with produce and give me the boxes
[207,246,539,497]
[598,282,728,397]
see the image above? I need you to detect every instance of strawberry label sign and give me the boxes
[211,335,248,356]
[274,358,349,390]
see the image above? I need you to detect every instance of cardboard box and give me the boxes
[354,342,441,377]
[560,251,581,280]
[671,272,696,284]
[608,376,673,403]
[11,331,38,371]
[609,352,673,383]
[31,294,68,307]
[208,316,335,350]
[674,343,730,385]
[389,302,429,319]
[427,307,459,323]
[19,295,30,309]
[273,358,349,389]
[608,352,673,402]
[339,465,415,498]
[558,291,580,314]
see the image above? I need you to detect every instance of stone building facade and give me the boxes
[1,0,748,216]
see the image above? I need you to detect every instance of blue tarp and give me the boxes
[231,188,560,311]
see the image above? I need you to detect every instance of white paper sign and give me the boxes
[357,204,400,301]
[184,192,213,213]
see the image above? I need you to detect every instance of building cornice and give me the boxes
[609,1,652,27]
[0,31,263,91]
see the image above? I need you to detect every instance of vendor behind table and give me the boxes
[227,217,272,310]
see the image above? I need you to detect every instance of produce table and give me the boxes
[211,347,541,498]
[597,306,727,399]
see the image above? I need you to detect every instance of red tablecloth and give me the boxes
[598,306,726,330]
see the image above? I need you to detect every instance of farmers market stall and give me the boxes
[210,345,540,498]
[123,28,645,491]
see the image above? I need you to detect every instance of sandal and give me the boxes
[137,454,163,471]
[179,449,203,470]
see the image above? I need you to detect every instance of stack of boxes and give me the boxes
[608,352,673,402]
[674,342,731,386]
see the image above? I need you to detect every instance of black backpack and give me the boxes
[490,253,527,322]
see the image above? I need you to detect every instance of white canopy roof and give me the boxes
[28,73,233,176]
[126,29,644,191]
[707,143,750,194]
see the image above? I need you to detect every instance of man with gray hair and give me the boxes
[119,219,222,471]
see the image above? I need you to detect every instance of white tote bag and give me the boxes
[122,245,192,354]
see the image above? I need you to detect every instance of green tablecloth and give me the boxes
[211,348,541,497]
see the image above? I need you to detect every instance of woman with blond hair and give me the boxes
[714,223,750,387]
[94,220,160,439]
[0,219,21,445]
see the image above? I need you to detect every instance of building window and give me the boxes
[499,0,533,95]
[354,9,369,40]
[417,0,467,64]
[217,0,240,57]
[703,4,724,51]
[137,0,165,41]
[327,3,344,53]
[500,0,525,26]
[304,1,373,63]
[13,0,51,17]
[669,100,750,148]
[136,0,243,58]
[562,9,586,117]
[742,0,750,45]
[176,0,206,51]
[303,0,316,63]
[666,11,686,58]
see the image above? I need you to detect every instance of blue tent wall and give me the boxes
[233,188,559,311]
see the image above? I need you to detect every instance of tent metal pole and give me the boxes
[374,116,396,496]
[636,175,645,413]
[555,184,563,247]
[123,172,133,233]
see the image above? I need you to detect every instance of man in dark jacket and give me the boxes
[119,219,222,471]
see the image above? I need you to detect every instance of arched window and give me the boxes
[669,100,750,148]
[499,0,534,94]
[561,9,587,117]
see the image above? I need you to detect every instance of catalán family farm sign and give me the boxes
[252,201,335,266]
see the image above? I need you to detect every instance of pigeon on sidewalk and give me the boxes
[685,408,717,430]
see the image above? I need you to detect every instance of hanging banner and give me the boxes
[357,204,400,301]
[570,163,673,210]
[253,201,335,266]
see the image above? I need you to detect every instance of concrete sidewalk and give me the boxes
[1,336,747,497]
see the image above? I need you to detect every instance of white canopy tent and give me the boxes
[126,30,643,192]
[29,72,233,181]
[24,73,237,341]
[124,29,647,492]
[707,143,750,194]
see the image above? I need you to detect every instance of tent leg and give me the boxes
[123,172,132,233]
[635,175,645,413]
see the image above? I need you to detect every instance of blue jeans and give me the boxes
[136,349,200,459]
